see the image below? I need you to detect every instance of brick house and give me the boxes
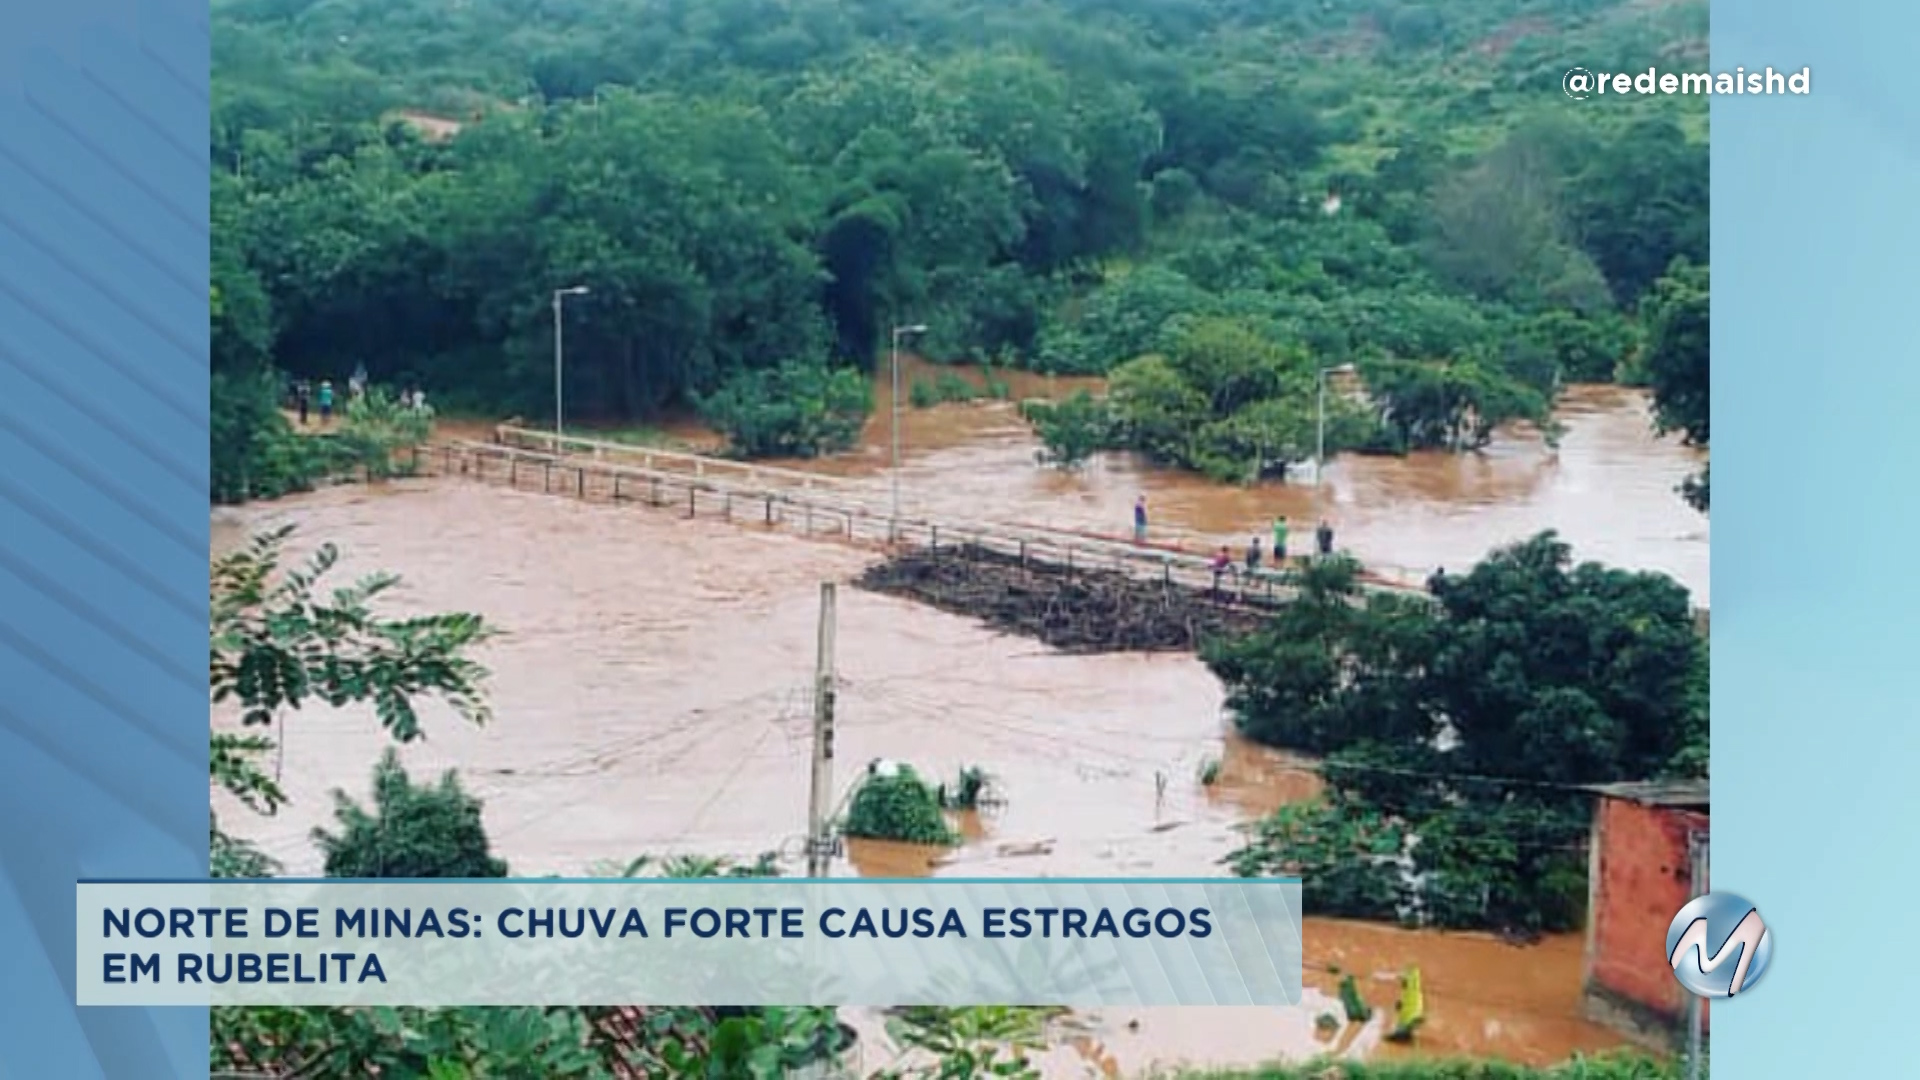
[1580,779,1710,1049]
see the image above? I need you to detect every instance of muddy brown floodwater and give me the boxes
[213,372,1697,1074]
[766,358,1708,602]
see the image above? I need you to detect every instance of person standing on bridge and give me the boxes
[1246,536,1263,574]
[1316,519,1334,558]
[1133,496,1148,545]
[1211,545,1232,598]
[1271,515,1289,566]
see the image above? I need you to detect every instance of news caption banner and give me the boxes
[77,878,1302,1007]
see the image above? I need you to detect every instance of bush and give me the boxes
[1021,390,1113,469]
[912,372,983,408]
[933,371,979,403]
[842,763,956,845]
[938,766,990,810]
[211,368,345,504]
[336,385,433,480]
[211,820,281,879]
[698,360,872,459]
[313,749,509,879]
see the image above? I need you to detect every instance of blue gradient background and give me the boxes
[1711,0,1920,1076]
[0,0,210,1075]
[0,0,1904,1072]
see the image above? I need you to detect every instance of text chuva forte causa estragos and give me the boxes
[98,902,1223,988]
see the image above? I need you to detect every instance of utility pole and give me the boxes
[806,583,839,878]
[1686,829,1709,1080]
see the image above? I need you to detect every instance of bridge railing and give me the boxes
[494,425,855,493]
[423,438,1709,627]
[483,428,1424,599]
[423,440,1345,606]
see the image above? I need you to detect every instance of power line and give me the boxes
[842,675,1662,797]
[679,721,780,840]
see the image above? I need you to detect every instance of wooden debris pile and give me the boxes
[856,543,1264,654]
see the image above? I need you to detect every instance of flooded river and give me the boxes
[213,373,1699,1073]
[761,359,1707,601]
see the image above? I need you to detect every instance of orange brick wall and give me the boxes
[1587,798,1710,1032]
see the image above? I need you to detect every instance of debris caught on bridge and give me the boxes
[855,544,1265,654]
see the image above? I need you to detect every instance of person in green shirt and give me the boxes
[1271,516,1289,564]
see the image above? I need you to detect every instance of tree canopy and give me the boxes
[1643,259,1711,511]
[211,0,1708,493]
[1207,534,1707,932]
[315,749,511,879]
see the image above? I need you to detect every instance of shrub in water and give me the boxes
[939,766,989,810]
[843,763,957,845]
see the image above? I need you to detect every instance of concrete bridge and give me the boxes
[413,426,1709,633]
[414,430,1378,611]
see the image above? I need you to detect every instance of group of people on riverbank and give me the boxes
[290,363,431,427]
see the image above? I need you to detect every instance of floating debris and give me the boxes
[855,544,1264,654]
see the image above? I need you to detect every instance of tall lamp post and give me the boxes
[889,323,928,531]
[1315,362,1357,486]
[552,285,590,446]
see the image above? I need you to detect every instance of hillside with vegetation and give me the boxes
[212,0,1709,499]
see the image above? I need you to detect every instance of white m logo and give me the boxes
[1670,907,1768,996]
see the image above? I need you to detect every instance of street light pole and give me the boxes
[552,286,589,447]
[1315,363,1356,486]
[889,323,928,533]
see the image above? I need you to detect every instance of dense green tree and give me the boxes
[1210,534,1706,931]
[208,0,1706,479]
[1360,357,1554,453]
[1569,120,1711,307]
[1022,390,1113,468]
[315,749,510,878]
[697,360,872,458]
[1642,260,1710,511]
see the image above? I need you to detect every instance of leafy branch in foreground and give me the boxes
[210,525,496,815]
[873,1007,1050,1080]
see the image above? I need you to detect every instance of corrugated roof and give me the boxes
[1586,779,1709,810]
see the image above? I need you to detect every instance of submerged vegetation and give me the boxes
[844,763,959,846]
